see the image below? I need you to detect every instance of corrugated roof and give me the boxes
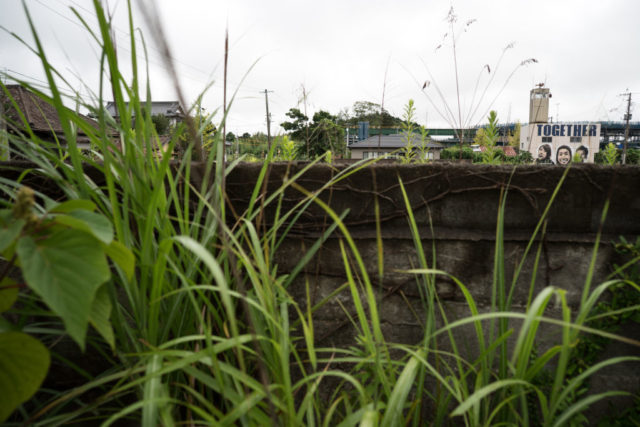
[349,134,445,149]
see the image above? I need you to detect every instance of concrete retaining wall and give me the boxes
[2,160,639,420]
[224,162,640,419]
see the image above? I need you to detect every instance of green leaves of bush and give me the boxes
[0,332,50,422]
[17,229,111,346]
[0,187,134,422]
[1,190,133,348]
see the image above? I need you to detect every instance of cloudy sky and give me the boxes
[1,0,638,136]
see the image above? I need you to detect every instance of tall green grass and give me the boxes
[1,1,639,425]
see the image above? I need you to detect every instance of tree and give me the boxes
[173,112,217,155]
[281,108,345,159]
[349,101,402,127]
[507,121,521,147]
[307,112,345,158]
[151,114,171,135]
[281,108,309,141]
[473,128,487,146]
[225,132,236,142]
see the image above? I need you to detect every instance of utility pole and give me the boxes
[621,91,632,164]
[0,89,7,161]
[1,68,8,160]
[262,89,273,154]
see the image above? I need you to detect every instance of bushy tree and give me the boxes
[508,121,521,147]
[237,132,268,158]
[151,113,171,135]
[336,101,404,128]
[442,146,478,161]
[281,108,309,141]
[306,113,345,158]
[473,128,486,146]
[514,150,533,164]
[625,148,640,164]
[281,108,345,159]
[172,112,217,156]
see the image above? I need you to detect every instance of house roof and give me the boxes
[1,84,100,143]
[349,134,445,149]
[105,101,184,118]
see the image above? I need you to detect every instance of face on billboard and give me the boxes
[536,144,552,163]
[576,146,588,162]
[525,123,600,164]
[556,146,572,165]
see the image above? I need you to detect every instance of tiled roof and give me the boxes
[2,85,100,143]
[349,134,445,149]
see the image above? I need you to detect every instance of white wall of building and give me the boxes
[520,123,600,164]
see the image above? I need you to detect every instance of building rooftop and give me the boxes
[349,134,445,149]
[105,101,184,118]
[1,84,100,144]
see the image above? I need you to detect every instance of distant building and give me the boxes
[105,101,184,126]
[349,134,444,160]
[1,84,102,157]
[520,86,600,164]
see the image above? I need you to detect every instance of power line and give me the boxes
[30,0,258,95]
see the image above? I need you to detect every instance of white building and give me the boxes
[520,86,600,164]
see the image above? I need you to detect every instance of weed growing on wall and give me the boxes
[419,6,537,155]
[400,99,431,163]
[479,110,501,164]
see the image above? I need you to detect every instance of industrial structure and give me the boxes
[520,86,600,163]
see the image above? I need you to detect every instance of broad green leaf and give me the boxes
[0,210,12,223]
[88,284,114,348]
[0,219,25,252]
[54,210,113,244]
[0,317,17,333]
[48,199,96,213]
[360,409,379,427]
[0,332,50,423]
[102,239,135,280]
[17,230,111,349]
[0,278,18,313]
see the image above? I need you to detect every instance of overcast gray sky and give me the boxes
[1,0,639,136]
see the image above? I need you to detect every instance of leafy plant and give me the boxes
[479,110,501,164]
[0,187,132,422]
[603,143,619,165]
[419,6,537,155]
[400,99,431,163]
[278,134,297,161]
